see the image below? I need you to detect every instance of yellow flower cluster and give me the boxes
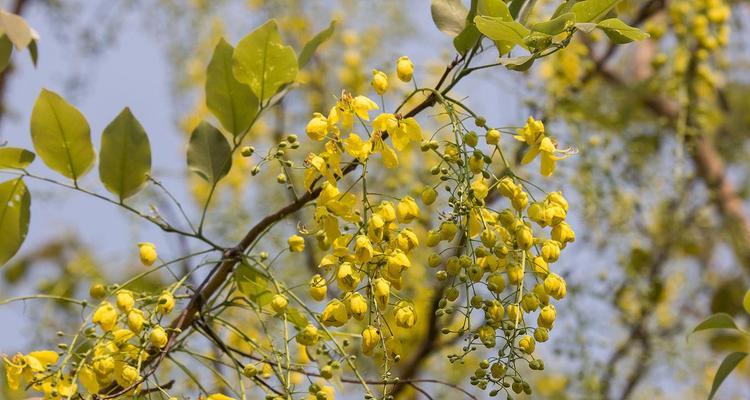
[514,117,572,177]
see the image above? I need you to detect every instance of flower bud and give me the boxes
[543,273,567,300]
[518,335,535,354]
[361,325,381,355]
[345,292,368,320]
[271,294,288,314]
[149,325,168,349]
[158,291,175,314]
[288,235,305,252]
[296,324,319,346]
[534,327,550,342]
[308,274,328,301]
[394,301,416,329]
[396,56,414,82]
[486,129,501,145]
[138,242,158,266]
[538,304,556,329]
[371,69,388,95]
[116,290,135,312]
[421,187,437,205]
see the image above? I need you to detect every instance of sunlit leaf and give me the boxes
[692,313,741,335]
[233,19,298,103]
[235,263,273,307]
[708,352,748,400]
[0,147,34,170]
[0,178,30,266]
[187,121,232,185]
[474,16,529,47]
[597,18,650,44]
[571,0,622,23]
[431,0,469,37]
[298,20,337,68]
[531,13,576,35]
[98,108,151,200]
[206,38,259,136]
[30,89,95,181]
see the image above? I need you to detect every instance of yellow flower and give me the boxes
[394,228,419,252]
[535,327,550,342]
[157,291,175,314]
[514,116,572,177]
[138,242,157,266]
[372,113,422,151]
[92,301,118,331]
[371,69,388,95]
[206,394,236,400]
[271,294,289,313]
[538,304,556,329]
[343,133,372,161]
[396,196,420,223]
[372,278,390,310]
[79,365,99,394]
[351,95,379,120]
[394,301,417,329]
[519,335,536,354]
[354,235,374,264]
[541,240,561,262]
[478,325,497,348]
[306,112,330,141]
[149,325,168,349]
[127,309,145,333]
[115,290,135,312]
[378,201,396,222]
[486,128,501,145]
[521,293,540,312]
[308,274,327,301]
[320,299,349,327]
[396,56,414,82]
[544,273,567,300]
[361,325,381,355]
[345,292,368,320]
[296,324,319,346]
[288,234,305,252]
[114,362,140,388]
[486,301,505,326]
[336,262,361,291]
[551,222,575,248]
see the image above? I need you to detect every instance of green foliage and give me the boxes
[692,313,741,334]
[0,147,35,170]
[186,121,232,184]
[570,0,622,23]
[474,16,529,47]
[708,352,748,400]
[234,262,273,307]
[298,20,337,68]
[531,12,576,35]
[597,18,650,44]
[430,0,469,37]
[0,35,12,73]
[30,89,95,182]
[98,108,152,201]
[206,38,259,136]
[0,178,30,266]
[233,19,298,103]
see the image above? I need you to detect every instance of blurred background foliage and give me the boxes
[2,0,750,399]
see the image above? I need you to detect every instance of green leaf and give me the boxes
[30,89,95,181]
[499,54,537,71]
[474,16,530,47]
[28,39,37,66]
[478,0,512,20]
[571,0,622,23]
[692,313,740,334]
[597,18,650,44]
[233,19,298,103]
[431,0,469,37]
[708,352,748,400]
[234,263,273,306]
[0,147,34,170]
[575,22,598,33]
[0,178,30,266]
[0,35,12,73]
[531,12,576,35]
[0,10,33,50]
[452,0,480,55]
[287,307,309,329]
[187,121,232,185]
[98,108,151,200]
[552,0,576,18]
[206,38,259,136]
[298,20,337,68]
